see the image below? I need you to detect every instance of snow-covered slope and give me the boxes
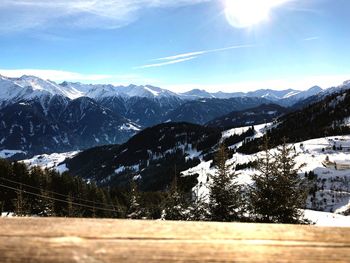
[0,75,82,102]
[181,132,350,226]
[22,151,79,173]
[303,210,350,227]
[60,82,179,99]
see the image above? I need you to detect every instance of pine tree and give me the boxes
[127,180,145,219]
[188,185,209,221]
[162,172,187,220]
[249,137,276,222]
[209,143,241,222]
[273,140,307,223]
[249,137,308,223]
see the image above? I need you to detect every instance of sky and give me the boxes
[0,0,350,93]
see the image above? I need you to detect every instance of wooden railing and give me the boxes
[0,217,349,262]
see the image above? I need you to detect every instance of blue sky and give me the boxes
[0,0,349,92]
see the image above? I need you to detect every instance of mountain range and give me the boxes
[0,74,325,103]
[0,74,349,157]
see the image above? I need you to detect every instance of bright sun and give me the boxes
[224,0,289,28]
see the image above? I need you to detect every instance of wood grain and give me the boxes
[0,217,349,262]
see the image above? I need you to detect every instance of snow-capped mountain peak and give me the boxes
[0,74,340,106]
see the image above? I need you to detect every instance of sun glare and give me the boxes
[224,0,289,28]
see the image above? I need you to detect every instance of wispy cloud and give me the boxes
[155,44,256,61]
[303,36,320,41]
[137,44,255,69]
[136,56,198,69]
[0,0,211,32]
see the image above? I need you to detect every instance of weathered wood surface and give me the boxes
[0,218,349,262]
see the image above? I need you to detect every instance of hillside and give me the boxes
[164,97,272,125]
[0,96,139,156]
[206,103,289,129]
[21,122,350,224]
[64,122,222,191]
[239,89,350,154]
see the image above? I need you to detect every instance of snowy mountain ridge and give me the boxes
[0,74,333,103]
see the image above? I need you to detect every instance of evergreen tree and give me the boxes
[273,140,307,223]
[209,143,241,222]
[162,172,187,220]
[127,180,145,219]
[249,137,308,223]
[248,137,276,222]
[187,184,209,221]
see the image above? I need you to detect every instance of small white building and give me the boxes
[328,138,350,151]
[322,156,350,170]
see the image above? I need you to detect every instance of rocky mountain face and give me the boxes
[0,95,139,157]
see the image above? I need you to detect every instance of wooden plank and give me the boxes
[0,217,349,262]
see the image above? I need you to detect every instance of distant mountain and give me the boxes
[163,97,272,125]
[98,96,183,127]
[59,82,179,99]
[0,96,139,156]
[206,103,289,129]
[0,75,82,103]
[292,81,350,110]
[180,89,217,99]
[239,88,350,154]
[179,86,323,106]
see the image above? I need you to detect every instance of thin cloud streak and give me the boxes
[303,36,320,41]
[135,56,198,69]
[155,44,256,61]
[137,44,256,69]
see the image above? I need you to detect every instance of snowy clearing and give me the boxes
[22,151,79,173]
